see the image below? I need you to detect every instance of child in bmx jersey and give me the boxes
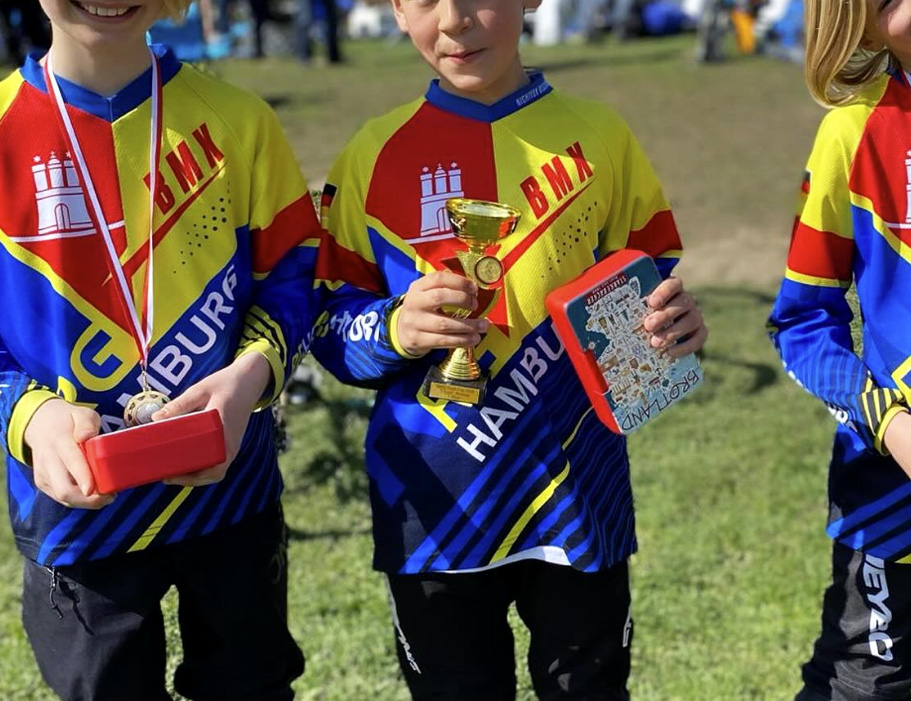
[0,1,320,698]
[312,0,708,696]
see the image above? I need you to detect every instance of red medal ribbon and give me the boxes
[44,49,163,383]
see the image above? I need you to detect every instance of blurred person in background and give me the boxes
[148,0,225,60]
[216,0,279,57]
[754,0,802,61]
[296,0,344,63]
[612,0,641,39]
[0,0,50,66]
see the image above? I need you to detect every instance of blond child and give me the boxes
[768,1,911,698]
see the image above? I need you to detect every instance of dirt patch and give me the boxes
[676,224,789,287]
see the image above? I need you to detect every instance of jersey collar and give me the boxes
[424,71,552,122]
[20,44,181,123]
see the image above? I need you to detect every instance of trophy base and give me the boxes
[422,365,486,405]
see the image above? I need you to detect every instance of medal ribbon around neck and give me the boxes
[43,48,163,389]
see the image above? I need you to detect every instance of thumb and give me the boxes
[152,384,208,421]
[71,409,101,444]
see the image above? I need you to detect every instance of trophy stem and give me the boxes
[422,345,487,404]
[439,346,481,382]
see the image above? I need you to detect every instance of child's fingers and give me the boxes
[416,270,478,295]
[45,459,84,506]
[41,452,113,509]
[73,493,117,509]
[152,384,208,421]
[58,440,96,497]
[649,309,704,348]
[164,465,227,487]
[413,312,488,336]
[71,408,101,444]
[401,315,489,351]
[664,324,709,358]
[408,285,477,314]
[647,276,683,310]
[643,292,696,332]
[408,331,486,350]
[31,451,62,498]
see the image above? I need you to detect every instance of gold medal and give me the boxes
[124,390,169,427]
[474,255,504,286]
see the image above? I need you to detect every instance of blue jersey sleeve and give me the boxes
[768,112,906,453]
[310,141,416,388]
[234,105,322,405]
[0,335,57,465]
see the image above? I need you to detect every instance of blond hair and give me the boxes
[162,0,193,20]
[805,0,898,107]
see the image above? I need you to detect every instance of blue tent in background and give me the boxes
[147,2,209,61]
[772,0,802,49]
[641,0,688,35]
[147,2,234,61]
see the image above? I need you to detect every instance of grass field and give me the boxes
[0,35,837,700]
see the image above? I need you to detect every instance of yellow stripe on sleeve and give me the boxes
[874,405,908,456]
[236,343,284,408]
[784,269,851,289]
[7,386,60,465]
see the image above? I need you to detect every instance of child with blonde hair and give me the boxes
[0,1,320,698]
[769,0,911,698]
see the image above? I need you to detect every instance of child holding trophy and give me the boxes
[0,1,319,698]
[769,0,911,697]
[311,0,707,695]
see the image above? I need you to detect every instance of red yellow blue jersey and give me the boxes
[769,71,911,562]
[312,73,682,574]
[0,47,320,566]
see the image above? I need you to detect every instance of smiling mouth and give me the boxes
[446,49,483,62]
[71,1,139,18]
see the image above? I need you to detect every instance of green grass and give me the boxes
[0,35,836,700]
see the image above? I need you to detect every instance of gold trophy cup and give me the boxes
[421,198,521,405]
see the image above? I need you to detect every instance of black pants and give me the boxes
[386,559,633,701]
[22,505,304,701]
[797,543,911,701]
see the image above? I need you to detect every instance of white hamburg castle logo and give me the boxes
[420,162,463,238]
[17,152,98,242]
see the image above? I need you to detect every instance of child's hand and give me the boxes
[24,399,114,509]
[643,276,708,358]
[884,410,911,481]
[396,271,490,357]
[151,352,272,487]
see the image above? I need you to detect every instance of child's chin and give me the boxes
[73,24,147,47]
[445,75,491,95]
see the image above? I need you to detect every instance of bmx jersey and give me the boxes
[769,71,911,562]
[0,47,320,566]
[313,73,682,574]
